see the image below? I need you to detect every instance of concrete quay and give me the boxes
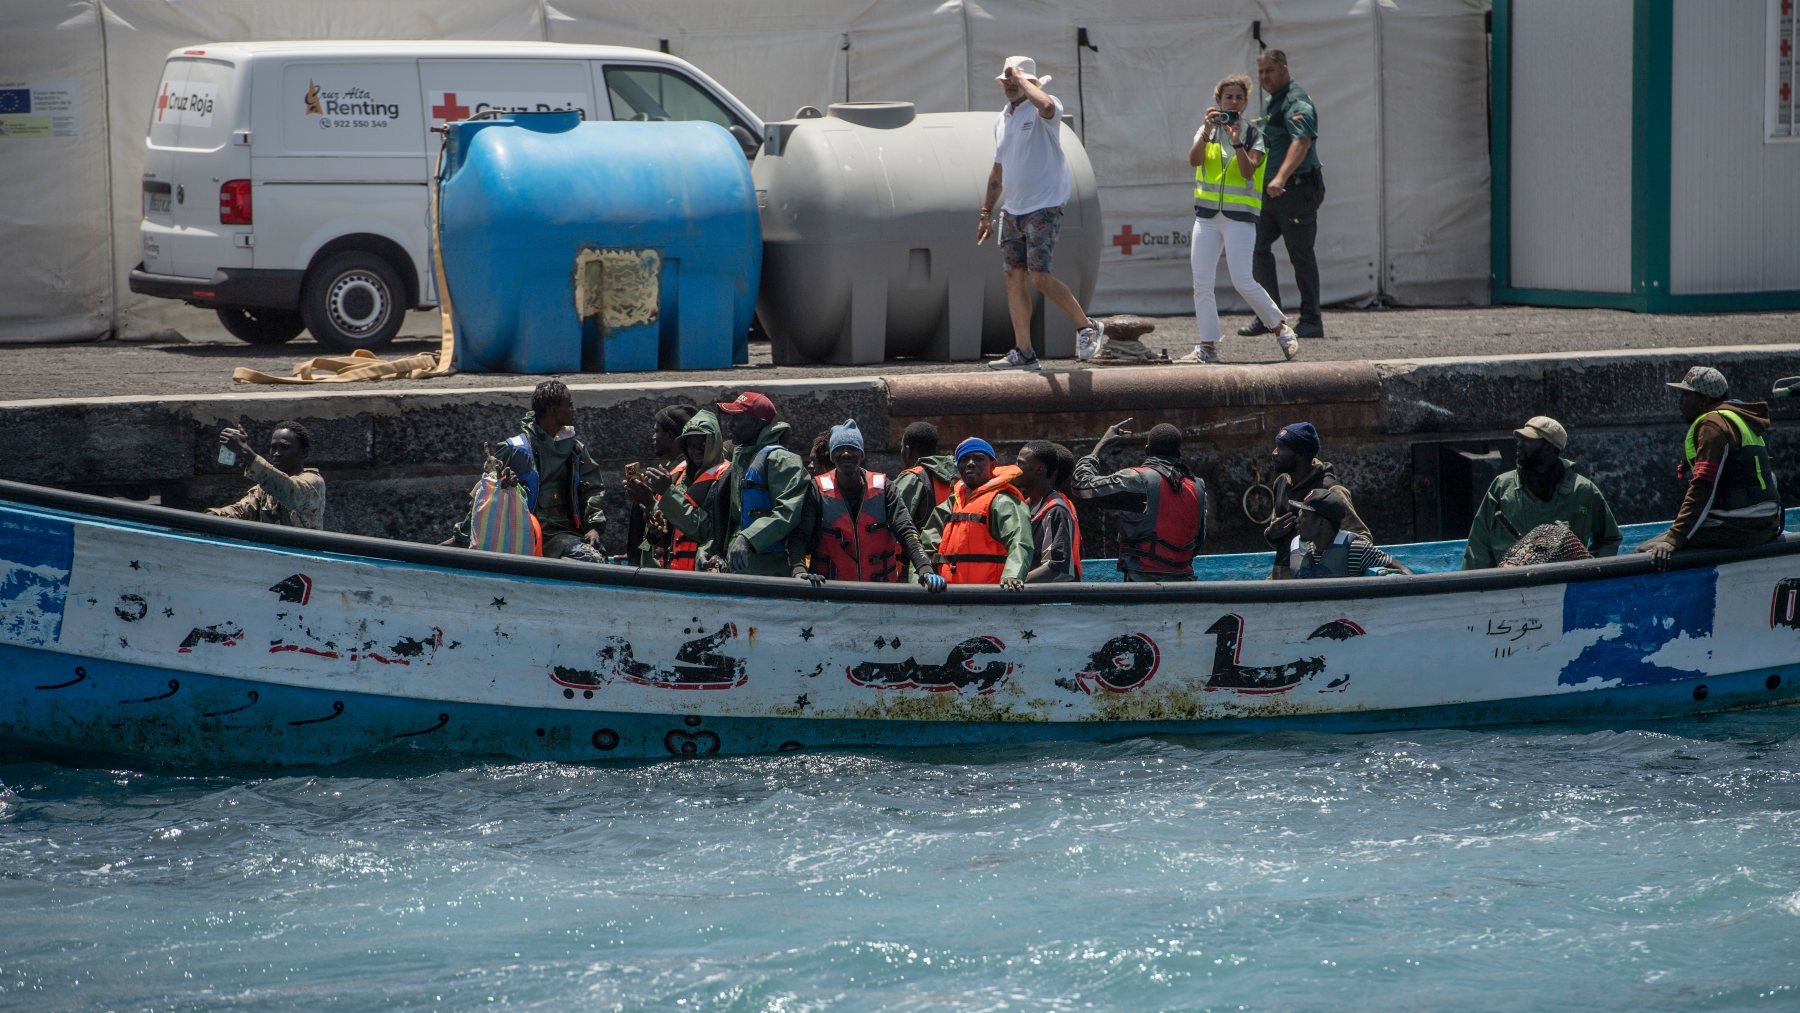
[3,307,1799,556]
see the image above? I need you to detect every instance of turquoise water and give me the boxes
[4,716,1798,1009]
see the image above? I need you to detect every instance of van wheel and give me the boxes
[216,305,304,345]
[303,251,404,352]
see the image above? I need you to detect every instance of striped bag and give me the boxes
[468,474,542,555]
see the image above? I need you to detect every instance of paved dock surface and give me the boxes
[3,306,1798,402]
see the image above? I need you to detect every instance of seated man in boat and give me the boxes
[1286,488,1412,578]
[1637,365,1783,569]
[718,391,808,577]
[207,421,326,530]
[1071,421,1205,581]
[462,380,608,563]
[924,437,1034,588]
[788,419,945,590]
[643,409,732,571]
[1261,421,1370,578]
[626,405,696,567]
[891,421,959,534]
[1013,440,1081,582]
[1463,415,1622,569]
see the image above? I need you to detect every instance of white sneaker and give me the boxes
[987,347,1041,371]
[1174,344,1221,364]
[1276,325,1300,361]
[1076,318,1104,362]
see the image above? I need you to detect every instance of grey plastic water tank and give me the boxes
[753,101,1101,365]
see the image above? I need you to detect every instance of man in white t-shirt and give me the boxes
[975,55,1105,371]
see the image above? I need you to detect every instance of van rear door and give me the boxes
[148,54,251,280]
[138,58,188,277]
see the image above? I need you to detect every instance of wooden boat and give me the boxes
[2,478,1797,766]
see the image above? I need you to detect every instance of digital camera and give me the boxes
[1213,109,1239,126]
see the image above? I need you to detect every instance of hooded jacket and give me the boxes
[451,411,604,548]
[726,420,807,576]
[654,411,731,567]
[1666,399,1781,546]
[503,410,606,541]
[893,454,960,530]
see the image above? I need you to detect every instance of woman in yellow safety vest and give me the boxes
[1183,73,1299,365]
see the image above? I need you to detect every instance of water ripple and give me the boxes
[4,716,1800,1008]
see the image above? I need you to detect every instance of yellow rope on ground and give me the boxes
[233,135,461,385]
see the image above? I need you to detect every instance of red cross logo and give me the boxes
[156,82,170,122]
[1783,38,1792,59]
[1111,224,1143,256]
[1783,82,1793,103]
[431,92,471,122]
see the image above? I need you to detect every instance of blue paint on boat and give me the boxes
[0,512,71,647]
[1558,567,1715,687]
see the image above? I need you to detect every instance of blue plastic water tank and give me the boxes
[438,112,760,373]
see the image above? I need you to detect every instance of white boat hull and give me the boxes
[3,483,1797,765]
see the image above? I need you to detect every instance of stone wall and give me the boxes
[5,350,1796,557]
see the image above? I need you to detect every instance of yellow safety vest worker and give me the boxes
[1682,406,1780,519]
[1194,130,1266,224]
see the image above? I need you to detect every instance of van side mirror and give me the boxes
[728,124,760,160]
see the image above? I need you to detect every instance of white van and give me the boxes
[129,41,765,350]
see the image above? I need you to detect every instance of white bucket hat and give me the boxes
[996,55,1051,86]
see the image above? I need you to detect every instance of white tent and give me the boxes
[0,0,1492,344]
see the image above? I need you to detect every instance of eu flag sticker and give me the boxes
[0,88,31,115]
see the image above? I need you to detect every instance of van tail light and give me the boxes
[219,179,252,225]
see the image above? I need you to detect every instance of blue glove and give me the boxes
[918,572,947,593]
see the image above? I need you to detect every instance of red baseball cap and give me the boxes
[716,391,777,422]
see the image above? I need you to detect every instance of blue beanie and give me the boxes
[829,418,864,453]
[1275,421,1321,458]
[955,437,996,462]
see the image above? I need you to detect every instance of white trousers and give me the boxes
[1190,214,1284,346]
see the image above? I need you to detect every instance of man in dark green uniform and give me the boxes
[1240,49,1325,340]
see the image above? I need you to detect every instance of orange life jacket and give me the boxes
[936,465,1024,585]
[811,469,900,581]
[902,463,954,518]
[1030,490,1084,580]
[665,460,731,570]
[1118,467,1202,575]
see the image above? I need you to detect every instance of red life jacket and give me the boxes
[811,470,900,581]
[664,460,731,571]
[1030,491,1084,580]
[1118,467,1201,575]
[936,465,1024,585]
